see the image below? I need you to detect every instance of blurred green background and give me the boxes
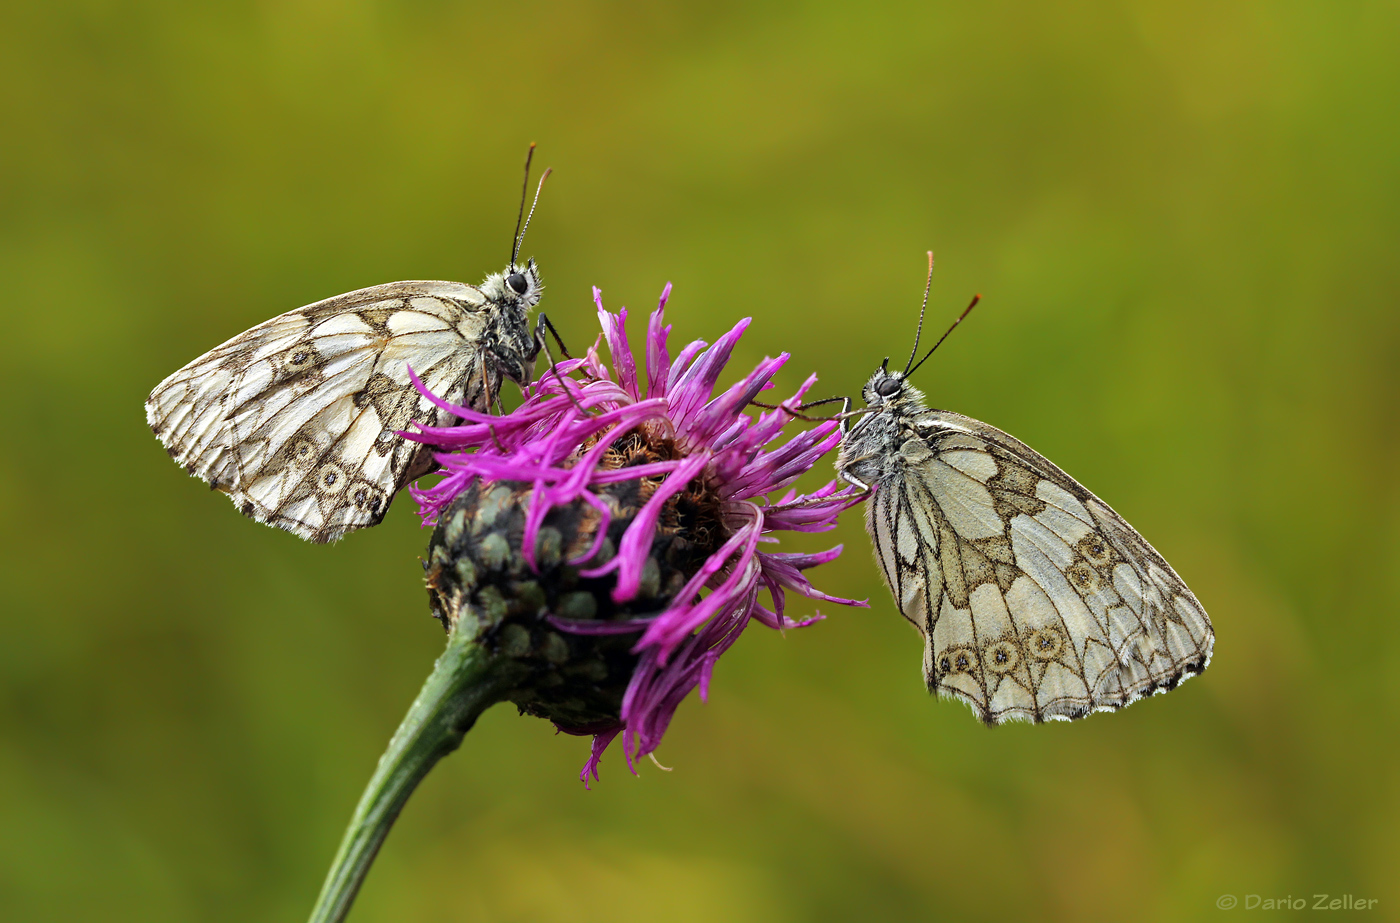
[2,1,1398,921]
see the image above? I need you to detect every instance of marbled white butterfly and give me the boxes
[147,148,555,543]
[835,254,1214,723]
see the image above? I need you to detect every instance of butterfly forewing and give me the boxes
[841,380,1213,725]
[148,278,532,543]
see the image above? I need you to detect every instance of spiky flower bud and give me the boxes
[424,436,725,732]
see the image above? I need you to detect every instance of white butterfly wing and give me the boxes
[147,281,494,543]
[869,409,1213,724]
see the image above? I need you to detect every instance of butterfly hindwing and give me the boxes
[147,280,516,543]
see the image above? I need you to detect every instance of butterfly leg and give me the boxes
[838,397,853,436]
[479,357,495,414]
[836,397,880,492]
[769,481,871,513]
[838,470,872,492]
[486,421,507,453]
[749,394,848,423]
[832,398,878,436]
[534,315,590,417]
[535,313,573,359]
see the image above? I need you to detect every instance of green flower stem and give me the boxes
[308,626,526,923]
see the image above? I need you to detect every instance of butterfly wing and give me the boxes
[868,409,1213,724]
[147,281,497,543]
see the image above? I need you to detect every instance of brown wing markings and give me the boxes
[262,346,473,541]
[910,411,1213,721]
[894,488,926,631]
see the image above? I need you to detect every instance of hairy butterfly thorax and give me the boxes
[836,253,1213,725]
[146,148,557,544]
[470,257,546,399]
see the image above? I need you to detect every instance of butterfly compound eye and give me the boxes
[875,377,902,398]
[506,272,529,295]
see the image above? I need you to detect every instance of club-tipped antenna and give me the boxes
[510,144,535,265]
[511,151,552,266]
[905,292,982,380]
[902,251,936,375]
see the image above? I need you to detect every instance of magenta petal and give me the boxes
[580,727,622,788]
[407,283,866,784]
[667,318,751,429]
[646,284,673,399]
[665,337,708,397]
[596,292,639,400]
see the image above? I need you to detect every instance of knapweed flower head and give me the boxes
[408,285,865,784]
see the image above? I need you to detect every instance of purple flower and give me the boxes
[407,284,866,785]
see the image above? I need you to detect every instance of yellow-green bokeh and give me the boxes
[2,2,1397,921]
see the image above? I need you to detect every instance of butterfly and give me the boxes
[146,149,556,543]
[835,253,1213,724]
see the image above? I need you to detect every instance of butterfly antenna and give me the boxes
[905,292,982,379]
[510,143,536,266]
[902,251,936,375]
[513,164,552,265]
